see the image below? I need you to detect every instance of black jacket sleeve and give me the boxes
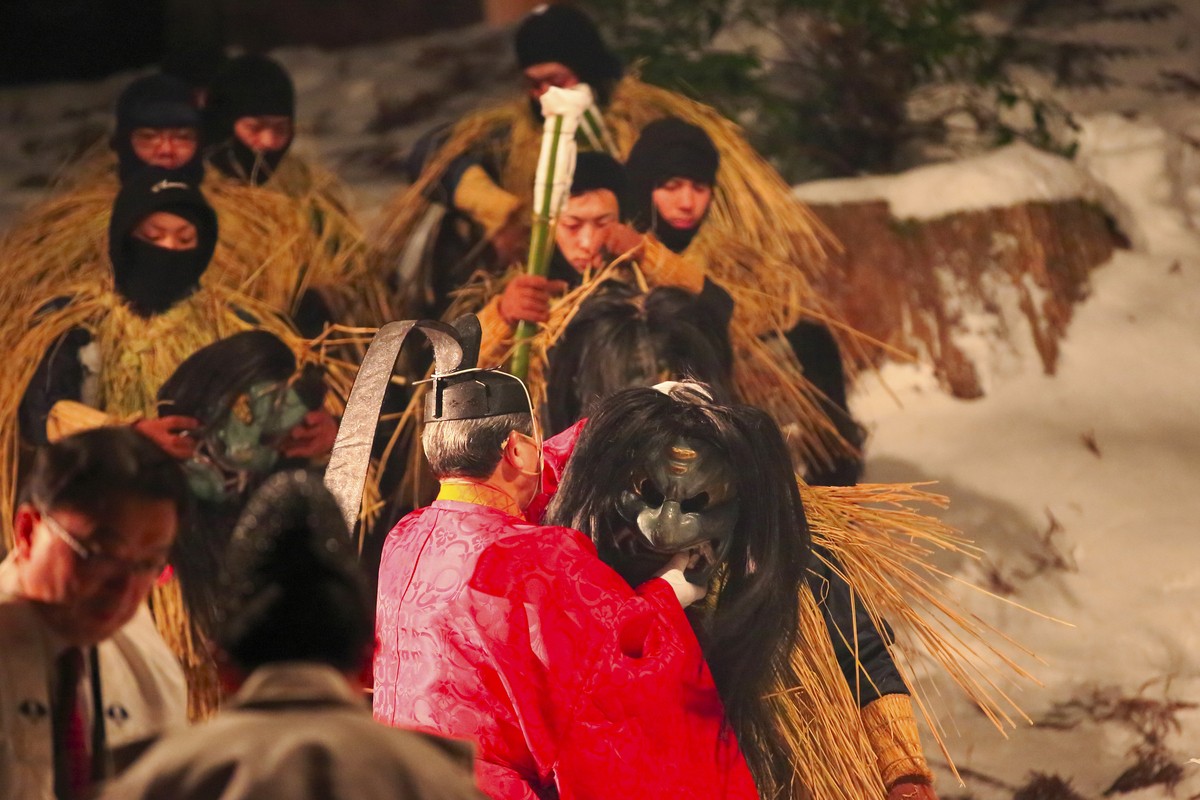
[19,323,92,446]
[807,543,909,707]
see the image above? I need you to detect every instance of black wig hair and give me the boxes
[545,386,809,796]
[544,281,733,435]
[155,330,325,636]
[156,330,324,427]
[217,470,373,673]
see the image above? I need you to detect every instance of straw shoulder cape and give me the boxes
[375,76,836,337]
[0,152,388,328]
[202,154,392,327]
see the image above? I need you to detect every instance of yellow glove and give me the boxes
[452,165,522,236]
[861,694,935,790]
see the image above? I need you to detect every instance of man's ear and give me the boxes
[504,430,539,475]
[12,504,38,558]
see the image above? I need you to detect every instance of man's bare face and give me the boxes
[652,178,713,231]
[132,211,198,251]
[523,62,580,101]
[130,127,198,170]
[555,189,619,273]
[15,497,178,646]
[233,115,294,153]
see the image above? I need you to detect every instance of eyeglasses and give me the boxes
[131,128,198,147]
[39,510,168,577]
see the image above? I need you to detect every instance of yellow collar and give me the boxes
[436,482,523,517]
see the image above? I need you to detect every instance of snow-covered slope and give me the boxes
[850,96,1200,800]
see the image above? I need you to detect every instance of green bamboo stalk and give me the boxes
[509,113,565,380]
[580,107,618,156]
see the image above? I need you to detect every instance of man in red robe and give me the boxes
[373,319,757,800]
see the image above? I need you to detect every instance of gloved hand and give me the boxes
[605,222,645,260]
[498,274,569,325]
[655,550,707,607]
[134,415,200,460]
[278,408,338,460]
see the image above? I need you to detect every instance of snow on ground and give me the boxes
[848,91,1200,800]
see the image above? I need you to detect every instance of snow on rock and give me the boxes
[794,141,1124,224]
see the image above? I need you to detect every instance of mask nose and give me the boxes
[639,500,693,551]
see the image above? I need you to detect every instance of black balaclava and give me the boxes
[204,55,296,185]
[108,169,218,317]
[516,4,623,115]
[625,118,720,253]
[111,74,204,185]
[549,151,628,286]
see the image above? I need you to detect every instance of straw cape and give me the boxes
[375,75,838,338]
[202,153,393,328]
[765,479,1042,798]
[0,150,389,330]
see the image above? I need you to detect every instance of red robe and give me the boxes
[374,480,758,799]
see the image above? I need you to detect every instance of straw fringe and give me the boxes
[150,578,221,720]
[801,481,1047,784]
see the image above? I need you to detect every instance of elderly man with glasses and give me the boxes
[0,427,189,800]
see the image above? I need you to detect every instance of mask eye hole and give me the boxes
[680,492,710,513]
[636,478,665,508]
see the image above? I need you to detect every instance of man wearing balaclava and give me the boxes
[111,73,205,185]
[625,117,720,255]
[373,316,757,800]
[468,151,717,372]
[624,117,867,486]
[199,54,387,334]
[12,171,301,462]
[204,54,296,186]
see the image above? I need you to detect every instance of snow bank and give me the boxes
[794,141,1124,224]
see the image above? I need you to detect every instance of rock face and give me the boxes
[810,198,1123,398]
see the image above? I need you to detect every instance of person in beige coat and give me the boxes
[100,471,485,800]
[0,427,189,800]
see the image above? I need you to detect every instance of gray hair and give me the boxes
[422,413,534,479]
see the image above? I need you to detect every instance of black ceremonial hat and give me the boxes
[425,315,533,422]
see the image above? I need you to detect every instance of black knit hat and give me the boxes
[625,118,720,244]
[515,5,622,92]
[571,151,627,216]
[114,74,200,134]
[206,54,295,132]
